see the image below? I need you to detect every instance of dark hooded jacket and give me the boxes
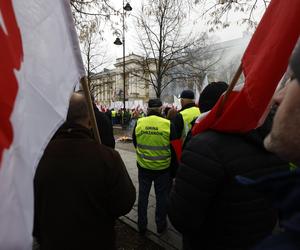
[93,103,115,149]
[168,115,290,250]
[33,123,135,250]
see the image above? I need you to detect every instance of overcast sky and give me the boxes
[100,0,266,69]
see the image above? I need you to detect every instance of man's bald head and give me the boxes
[66,92,90,127]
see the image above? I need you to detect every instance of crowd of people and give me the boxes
[96,107,146,127]
[32,42,300,250]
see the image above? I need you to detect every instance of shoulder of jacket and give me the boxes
[93,142,119,159]
[185,131,234,163]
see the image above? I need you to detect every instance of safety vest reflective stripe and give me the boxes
[180,106,200,138]
[135,116,171,170]
[137,153,170,161]
[136,143,169,150]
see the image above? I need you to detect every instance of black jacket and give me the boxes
[244,168,300,250]
[33,123,135,250]
[93,103,115,148]
[168,128,289,250]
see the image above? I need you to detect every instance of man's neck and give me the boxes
[147,110,161,117]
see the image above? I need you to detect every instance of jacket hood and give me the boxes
[179,102,197,112]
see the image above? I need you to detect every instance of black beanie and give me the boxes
[148,98,162,108]
[180,90,195,99]
[199,81,228,112]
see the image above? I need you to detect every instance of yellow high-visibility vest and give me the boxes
[135,116,171,170]
[179,106,200,139]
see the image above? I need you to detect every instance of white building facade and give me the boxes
[91,54,157,109]
[91,35,251,108]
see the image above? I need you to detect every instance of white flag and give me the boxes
[173,95,181,109]
[201,74,209,92]
[0,1,85,249]
[194,83,200,105]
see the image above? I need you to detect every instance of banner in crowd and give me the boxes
[109,100,146,110]
[0,1,85,249]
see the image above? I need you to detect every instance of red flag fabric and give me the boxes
[0,0,23,164]
[192,0,300,136]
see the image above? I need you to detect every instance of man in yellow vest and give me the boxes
[111,109,117,125]
[173,90,200,142]
[132,98,177,235]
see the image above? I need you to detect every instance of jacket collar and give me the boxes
[147,110,162,117]
[180,103,196,112]
[53,122,93,140]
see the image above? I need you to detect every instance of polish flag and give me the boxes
[0,0,85,249]
[192,0,300,136]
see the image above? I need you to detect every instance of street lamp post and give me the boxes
[114,1,132,126]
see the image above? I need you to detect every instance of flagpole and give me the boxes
[216,64,243,117]
[80,76,102,145]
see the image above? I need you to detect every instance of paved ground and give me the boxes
[115,141,182,250]
[116,220,164,250]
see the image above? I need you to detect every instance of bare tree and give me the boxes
[70,0,116,25]
[79,19,111,95]
[194,0,270,30]
[70,0,128,39]
[172,36,222,90]
[135,0,217,98]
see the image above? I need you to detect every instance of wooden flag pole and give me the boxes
[216,64,243,117]
[80,76,102,145]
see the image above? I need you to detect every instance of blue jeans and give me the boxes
[138,168,171,231]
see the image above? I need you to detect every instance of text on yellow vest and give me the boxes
[135,115,171,170]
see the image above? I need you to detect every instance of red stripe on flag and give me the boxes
[192,0,300,136]
[0,0,23,164]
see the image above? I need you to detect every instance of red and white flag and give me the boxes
[0,0,85,249]
[192,0,300,136]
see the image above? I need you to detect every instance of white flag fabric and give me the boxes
[0,1,85,249]
[194,84,200,105]
[200,74,209,92]
[173,95,181,110]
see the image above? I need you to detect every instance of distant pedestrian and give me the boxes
[163,106,171,118]
[33,92,136,250]
[182,82,228,149]
[167,108,177,120]
[172,89,200,141]
[105,108,112,121]
[133,98,177,235]
[111,108,117,125]
[93,101,115,149]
